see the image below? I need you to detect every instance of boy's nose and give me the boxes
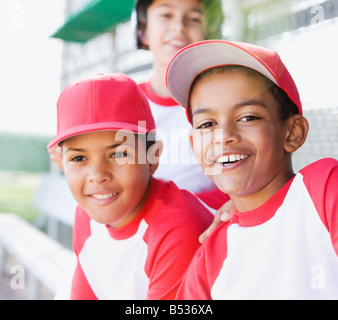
[214,124,241,145]
[88,162,112,185]
[171,16,186,33]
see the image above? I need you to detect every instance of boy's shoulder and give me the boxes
[145,178,214,232]
[298,158,337,234]
[148,178,213,213]
[299,157,337,176]
[298,157,337,194]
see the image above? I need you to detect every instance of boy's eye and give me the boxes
[71,155,86,162]
[190,18,202,23]
[159,10,172,19]
[161,13,171,18]
[239,115,261,122]
[187,15,202,24]
[111,151,127,158]
[196,121,216,130]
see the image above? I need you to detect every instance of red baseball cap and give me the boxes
[166,40,302,115]
[47,73,156,149]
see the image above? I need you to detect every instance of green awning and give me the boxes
[51,0,135,43]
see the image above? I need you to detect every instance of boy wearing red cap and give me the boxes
[166,40,338,299]
[48,73,213,300]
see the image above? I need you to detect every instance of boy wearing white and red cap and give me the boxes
[47,73,213,300]
[166,40,338,299]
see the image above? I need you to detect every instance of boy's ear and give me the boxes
[137,29,148,48]
[284,115,309,153]
[56,146,63,160]
[48,145,64,171]
[148,140,163,175]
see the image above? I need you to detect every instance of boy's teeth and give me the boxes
[217,154,248,164]
[92,193,116,199]
[229,154,236,162]
[218,155,229,163]
[170,40,185,47]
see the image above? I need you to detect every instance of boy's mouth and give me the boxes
[167,39,188,49]
[92,193,118,200]
[214,154,249,166]
[87,192,120,205]
[170,40,186,46]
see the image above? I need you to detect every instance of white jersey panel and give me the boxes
[79,219,149,300]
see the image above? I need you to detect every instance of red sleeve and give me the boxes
[196,187,230,210]
[144,203,213,300]
[71,260,97,300]
[175,244,212,300]
[70,206,98,300]
[176,222,229,300]
[301,158,338,255]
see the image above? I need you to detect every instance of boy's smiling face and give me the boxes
[142,0,205,68]
[60,131,158,228]
[189,70,296,212]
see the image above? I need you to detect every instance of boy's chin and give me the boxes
[84,208,115,226]
[207,175,240,196]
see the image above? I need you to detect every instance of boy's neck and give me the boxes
[231,166,295,213]
[107,177,154,229]
[151,62,172,98]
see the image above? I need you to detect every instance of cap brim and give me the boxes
[47,121,150,149]
[166,40,278,108]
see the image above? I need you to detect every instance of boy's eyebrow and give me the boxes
[64,147,85,154]
[106,143,124,150]
[192,99,269,118]
[64,143,123,153]
[157,3,202,13]
[234,99,269,110]
[192,107,213,118]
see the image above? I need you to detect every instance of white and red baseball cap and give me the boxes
[166,40,302,115]
[47,73,156,149]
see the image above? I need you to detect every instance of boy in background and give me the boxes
[135,0,228,209]
[166,40,338,299]
[48,73,213,299]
